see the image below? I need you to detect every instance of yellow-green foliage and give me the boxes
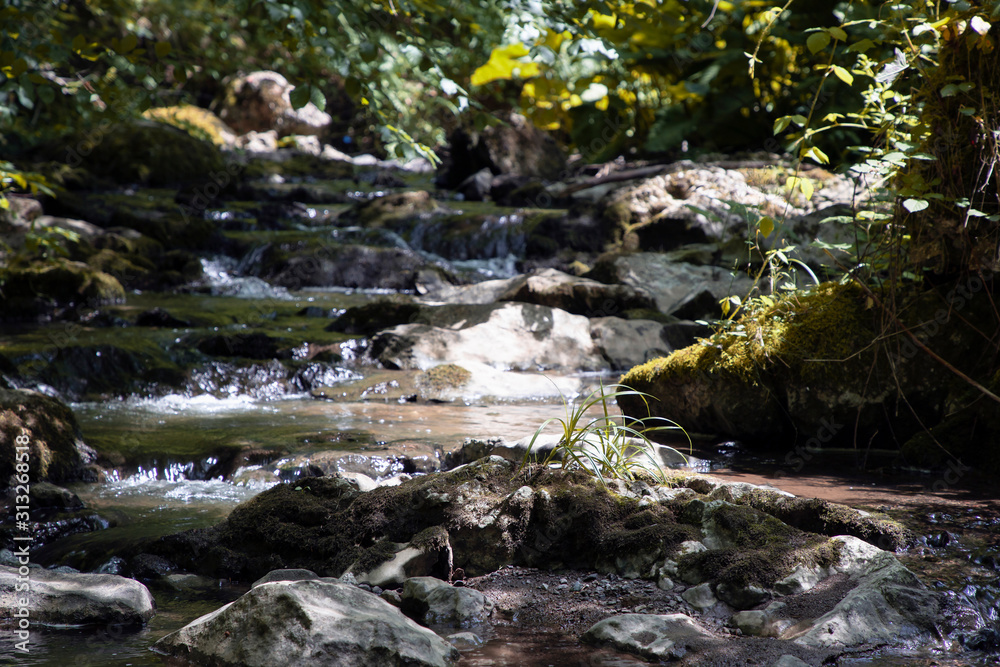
[143,105,237,146]
[625,281,875,388]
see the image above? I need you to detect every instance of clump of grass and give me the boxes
[520,381,690,487]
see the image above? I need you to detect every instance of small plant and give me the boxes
[520,381,690,488]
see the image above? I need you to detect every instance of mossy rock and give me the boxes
[133,458,699,583]
[142,105,237,147]
[0,260,125,319]
[620,279,1000,457]
[59,120,226,187]
[0,389,95,489]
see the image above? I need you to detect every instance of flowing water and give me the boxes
[4,186,999,665]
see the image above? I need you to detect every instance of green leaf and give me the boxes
[940,83,959,97]
[802,145,829,164]
[807,32,831,54]
[831,65,853,86]
[848,38,875,52]
[37,85,55,105]
[773,116,792,134]
[759,215,774,237]
[309,85,326,112]
[289,84,309,110]
[120,33,138,53]
[154,41,171,58]
[344,76,361,97]
[827,27,848,41]
[902,198,929,212]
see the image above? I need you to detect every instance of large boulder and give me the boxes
[790,536,940,649]
[0,566,154,627]
[368,302,608,372]
[0,389,96,488]
[586,253,752,319]
[152,580,459,667]
[58,120,226,187]
[497,268,656,317]
[590,316,703,370]
[215,71,332,137]
[619,280,1000,458]
[257,243,436,292]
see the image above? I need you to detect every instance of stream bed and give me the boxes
[13,395,1000,666]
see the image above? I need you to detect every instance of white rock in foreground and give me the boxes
[0,565,154,627]
[153,580,459,666]
[582,613,714,660]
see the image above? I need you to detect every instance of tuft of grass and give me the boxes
[520,381,690,488]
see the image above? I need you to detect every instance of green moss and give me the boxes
[417,364,472,393]
[142,105,235,146]
[678,503,821,588]
[0,389,90,485]
[737,489,910,551]
[0,260,125,317]
[64,120,226,186]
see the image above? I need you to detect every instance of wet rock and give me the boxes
[496,268,655,317]
[438,112,565,189]
[152,580,459,666]
[401,576,494,627]
[27,481,85,513]
[716,581,769,610]
[215,71,332,137]
[0,389,96,488]
[581,613,715,661]
[0,565,154,627]
[326,300,422,337]
[195,333,281,360]
[261,244,434,291]
[135,457,699,582]
[369,302,608,372]
[135,308,191,328]
[348,191,441,228]
[586,252,752,316]
[35,342,184,401]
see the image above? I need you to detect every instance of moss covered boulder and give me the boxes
[0,260,124,319]
[0,389,97,489]
[57,120,226,187]
[620,280,1000,460]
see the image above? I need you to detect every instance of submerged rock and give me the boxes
[153,580,459,667]
[0,565,154,628]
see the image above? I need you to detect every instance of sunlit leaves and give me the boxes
[470,42,541,86]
